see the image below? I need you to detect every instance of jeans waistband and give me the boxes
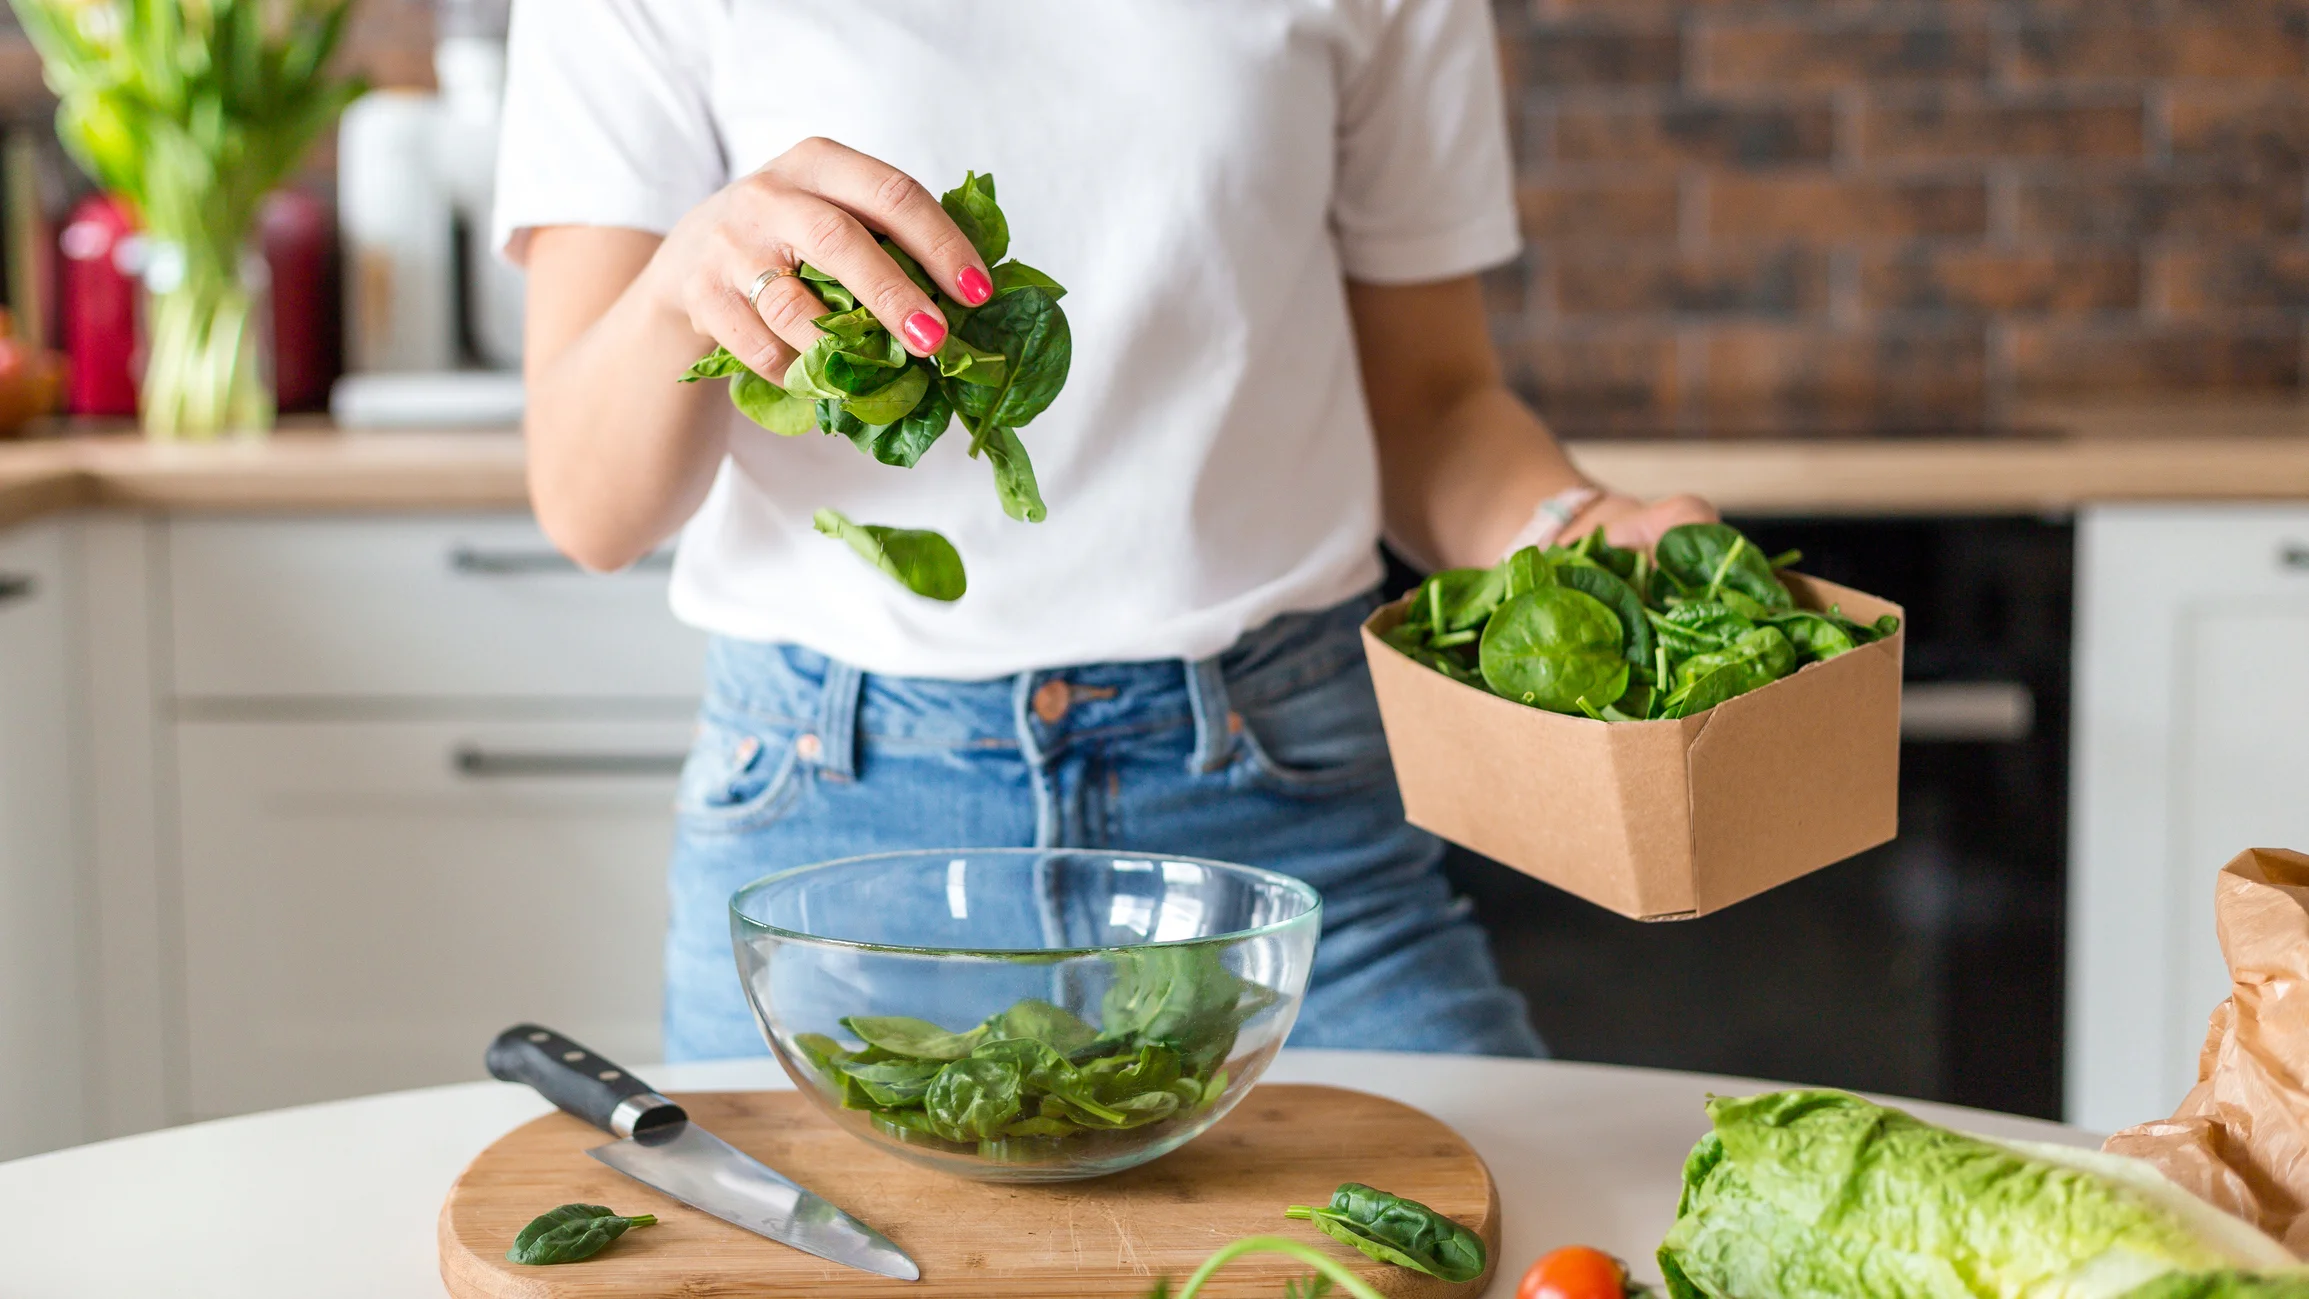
[699,590,1382,775]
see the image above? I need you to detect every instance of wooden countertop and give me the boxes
[2,400,2307,529]
[0,431,531,528]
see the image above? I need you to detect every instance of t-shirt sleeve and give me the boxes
[492,0,727,263]
[1331,0,1521,285]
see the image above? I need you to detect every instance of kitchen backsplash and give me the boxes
[1491,0,2308,435]
[4,0,2304,435]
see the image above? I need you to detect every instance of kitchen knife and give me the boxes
[484,1023,920,1282]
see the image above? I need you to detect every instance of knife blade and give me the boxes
[485,1023,920,1281]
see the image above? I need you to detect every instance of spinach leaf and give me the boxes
[924,1055,1024,1142]
[1283,1182,1486,1284]
[506,1204,657,1266]
[730,368,816,436]
[837,362,930,428]
[1478,588,1630,716]
[680,346,750,382]
[681,346,812,436]
[1556,562,1656,669]
[1101,944,1273,1078]
[940,170,1010,263]
[1663,626,1796,719]
[822,380,954,469]
[840,1014,987,1061]
[956,285,1072,435]
[982,998,1100,1056]
[992,260,1066,300]
[839,1056,947,1108]
[934,334,1009,386]
[1762,610,1859,662]
[980,422,1048,523]
[1498,545,1555,600]
[1656,523,1794,610]
[811,510,967,602]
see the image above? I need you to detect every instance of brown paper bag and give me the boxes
[2103,847,2309,1258]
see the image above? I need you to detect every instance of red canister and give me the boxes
[57,192,138,417]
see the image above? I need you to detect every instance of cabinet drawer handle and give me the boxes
[452,746,686,779]
[2281,541,2309,572]
[0,573,31,606]
[1900,681,2033,743]
[448,547,674,575]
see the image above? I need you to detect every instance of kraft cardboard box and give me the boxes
[1361,573,1904,921]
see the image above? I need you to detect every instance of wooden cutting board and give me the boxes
[439,1084,1498,1298]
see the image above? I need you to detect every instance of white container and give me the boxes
[435,37,525,370]
[338,90,455,373]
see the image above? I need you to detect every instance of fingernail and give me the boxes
[902,310,947,354]
[957,265,993,306]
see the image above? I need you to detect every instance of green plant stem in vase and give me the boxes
[10,0,362,440]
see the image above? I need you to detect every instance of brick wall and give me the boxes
[1491,0,2309,435]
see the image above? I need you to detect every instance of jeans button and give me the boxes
[794,733,822,761]
[1031,679,1071,724]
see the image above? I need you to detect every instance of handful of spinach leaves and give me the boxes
[792,947,1275,1162]
[1383,522,1899,721]
[681,171,1071,600]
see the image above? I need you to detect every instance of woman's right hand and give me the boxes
[641,137,997,384]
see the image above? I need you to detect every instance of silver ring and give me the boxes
[744,265,796,310]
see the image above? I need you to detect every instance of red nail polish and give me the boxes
[957,265,993,306]
[902,310,947,354]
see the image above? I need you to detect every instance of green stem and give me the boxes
[1169,1236,1386,1299]
[1704,535,1746,602]
[625,1215,657,1229]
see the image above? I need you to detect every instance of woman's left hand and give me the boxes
[1567,492,1719,552]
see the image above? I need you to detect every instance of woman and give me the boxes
[495,0,1713,1062]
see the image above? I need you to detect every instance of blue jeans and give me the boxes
[663,590,1542,1062]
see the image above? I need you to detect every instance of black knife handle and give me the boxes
[485,1024,687,1138]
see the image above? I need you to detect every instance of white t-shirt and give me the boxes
[495,0,1519,680]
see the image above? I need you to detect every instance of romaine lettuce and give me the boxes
[1658,1090,2303,1299]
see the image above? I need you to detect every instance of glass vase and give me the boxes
[135,239,274,441]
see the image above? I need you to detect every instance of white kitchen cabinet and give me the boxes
[174,718,689,1119]
[0,521,91,1159]
[168,515,703,700]
[2071,505,2309,1133]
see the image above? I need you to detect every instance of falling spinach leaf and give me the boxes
[506,1204,657,1266]
[811,510,966,602]
[1284,1183,1486,1284]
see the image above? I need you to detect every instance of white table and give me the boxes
[0,1051,2092,1297]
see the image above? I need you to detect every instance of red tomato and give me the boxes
[1517,1246,1631,1299]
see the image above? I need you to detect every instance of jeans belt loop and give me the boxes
[814,657,865,782]
[1184,655,1237,775]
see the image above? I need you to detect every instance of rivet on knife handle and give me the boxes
[486,1023,686,1138]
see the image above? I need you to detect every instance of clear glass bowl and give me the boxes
[730,849,1321,1182]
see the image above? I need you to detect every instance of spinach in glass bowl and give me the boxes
[730,849,1320,1182]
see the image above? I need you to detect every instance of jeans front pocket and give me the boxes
[1229,655,1399,798]
[675,714,805,833]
